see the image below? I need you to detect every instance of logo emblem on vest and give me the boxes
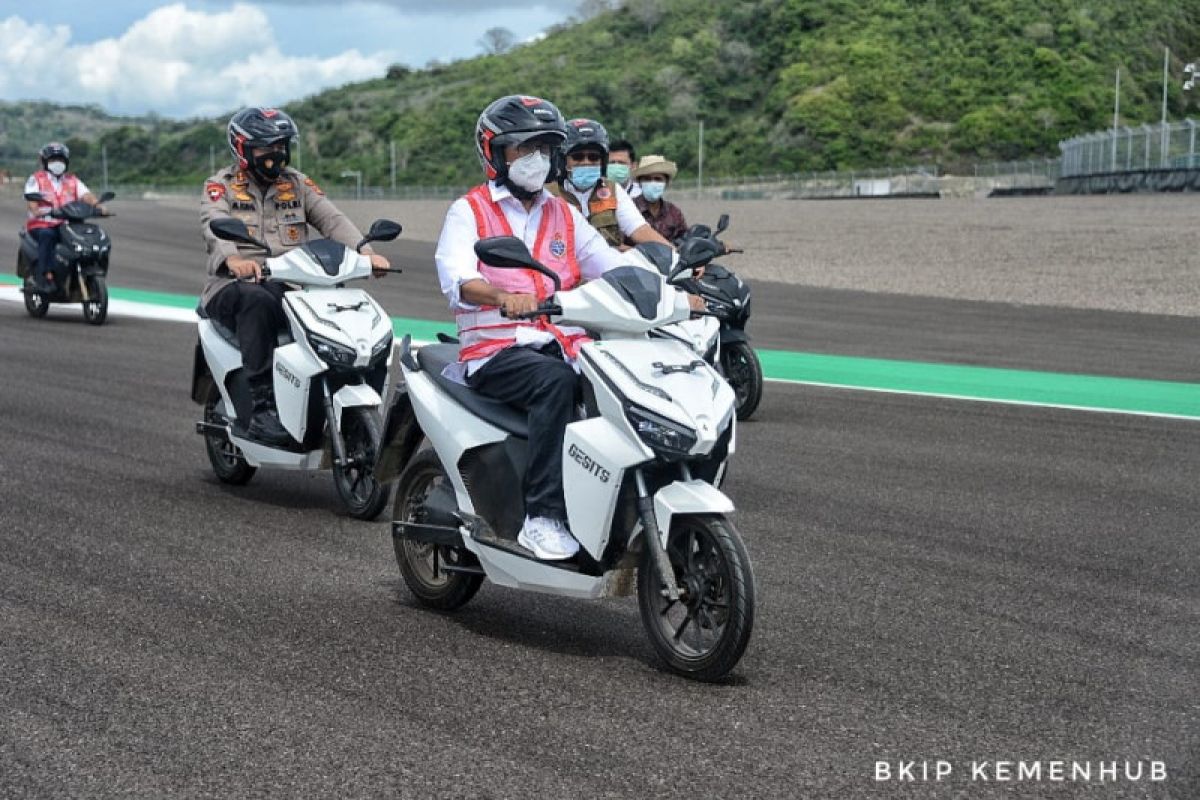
[549,234,567,258]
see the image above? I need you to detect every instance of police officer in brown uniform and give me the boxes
[200,107,389,446]
[547,118,668,250]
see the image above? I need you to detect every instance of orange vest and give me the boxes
[456,185,587,362]
[26,172,80,231]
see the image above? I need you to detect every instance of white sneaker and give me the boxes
[517,516,580,560]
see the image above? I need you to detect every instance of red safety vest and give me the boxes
[456,185,588,362]
[26,171,80,231]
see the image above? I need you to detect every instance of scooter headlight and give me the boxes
[370,330,393,363]
[307,332,357,367]
[626,405,697,461]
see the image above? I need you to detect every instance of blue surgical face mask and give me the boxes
[640,180,666,202]
[569,165,602,191]
[606,163,631,185]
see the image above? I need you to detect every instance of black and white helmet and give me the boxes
[563,118,610,173]
[227,107,298,171]
[39,141,70,170]
[474,95,567,181]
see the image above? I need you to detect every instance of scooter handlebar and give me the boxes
[503,303,562,320]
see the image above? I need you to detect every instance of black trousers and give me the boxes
[30,228,60,283]
[205,281,289,384]
[467,344,578,522]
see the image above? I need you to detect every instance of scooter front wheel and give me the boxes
[638,514,755,682]
[393,450,482,610]
[720,341,763,420]
[202,383,256,485]
[333,407,388,520]
[82,275,108,326]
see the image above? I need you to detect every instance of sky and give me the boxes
[0,1,578,119]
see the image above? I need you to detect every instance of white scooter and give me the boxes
[378,236,755,681]
[622,242,722,362]
[192,217,402,519]
[627,214,762,420]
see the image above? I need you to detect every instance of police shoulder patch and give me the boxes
[206,182,225,202]
[304,177,324,196]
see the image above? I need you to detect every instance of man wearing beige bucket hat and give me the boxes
[632,154,689,243]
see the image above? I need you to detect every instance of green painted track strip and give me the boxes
[758,351,1200,419]
[4,276,1197,419]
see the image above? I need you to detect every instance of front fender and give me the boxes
[718,327,750,345]
[375,385,423,484]
[332,383,381,419]
[652,480,735,543]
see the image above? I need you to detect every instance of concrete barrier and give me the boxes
[1056,168,1200,194]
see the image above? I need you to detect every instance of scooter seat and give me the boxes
[196,302,294,349]
[416,343,529,439]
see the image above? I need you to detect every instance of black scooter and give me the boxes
[16,191,115,325]
[637,214,762,420]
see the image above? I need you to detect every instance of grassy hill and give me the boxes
[0,101,171,174]
[7,0,1198,188]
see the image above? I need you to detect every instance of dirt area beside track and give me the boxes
[66,190,1200,316]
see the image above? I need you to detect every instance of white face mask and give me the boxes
[47,160,67,176]
[506,151,551,193]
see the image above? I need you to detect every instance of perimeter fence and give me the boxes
[1057,119,1200,193]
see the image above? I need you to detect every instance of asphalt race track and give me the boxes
[1,199,1197,798]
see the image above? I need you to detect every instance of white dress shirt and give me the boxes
[562,180,646,238]
[434,181,625,376]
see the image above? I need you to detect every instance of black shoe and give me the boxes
[246,408,293,447]
[31,277,55,295]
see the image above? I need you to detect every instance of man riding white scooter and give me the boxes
[200,107,390,446]
[434,94,702,561]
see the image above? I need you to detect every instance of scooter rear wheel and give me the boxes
[23,285,49,318]
[720,341,763,421]
[638,514,755,682]
[203,383,256,485]
[333,407,388,520]
[393,450,482,610]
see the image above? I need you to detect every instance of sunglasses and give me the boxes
[567,151,604,164]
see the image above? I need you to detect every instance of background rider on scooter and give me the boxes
[200,107,391,447]
[24,142,108,295]
[547,118,668,252]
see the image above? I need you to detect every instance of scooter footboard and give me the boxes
[651,480,735,544]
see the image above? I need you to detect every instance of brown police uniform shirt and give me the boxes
[199,165,365,307]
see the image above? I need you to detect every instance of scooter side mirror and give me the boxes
[716,213,730,235]
[209,217,272,254]
[98,191,116,204]
[358,219,402,250]
[669,237,720,282]
[473,236,561,293]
